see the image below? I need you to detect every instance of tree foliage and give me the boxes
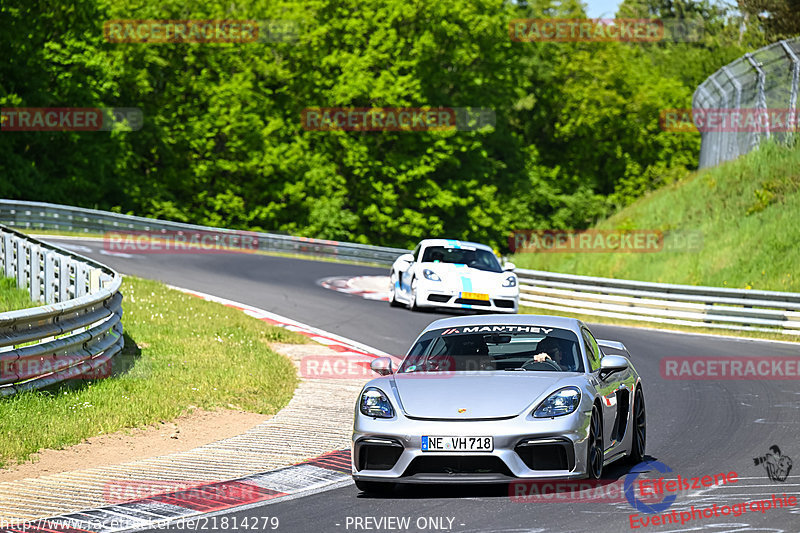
[0,0,776,249]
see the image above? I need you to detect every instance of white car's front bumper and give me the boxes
[415,279,519,313]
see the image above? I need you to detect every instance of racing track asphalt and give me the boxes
[46,239,800,533]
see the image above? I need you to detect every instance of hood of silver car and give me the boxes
[393,372,569,419]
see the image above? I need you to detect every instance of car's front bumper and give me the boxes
[416,282,519,313]
[352,410,592,483]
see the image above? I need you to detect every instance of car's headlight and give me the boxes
[360,387,395,418]
[533,387,581,418]
[502,275,517,287]
[423,269,441,281]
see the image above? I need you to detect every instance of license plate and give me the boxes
[460,292,489,301]
[421,436,493,452]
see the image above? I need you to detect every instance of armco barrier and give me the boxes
[517,269,800,336]
[0,200,406,265]
[0,224,123,396]
[2,199,799,336]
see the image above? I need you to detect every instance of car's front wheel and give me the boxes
[408,278,420,311]
[586,406,604,479]
[388,271,403,308]
[354,480,396,495]
[626,388,646,464]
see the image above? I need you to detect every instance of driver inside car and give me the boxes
[531,337,577,371]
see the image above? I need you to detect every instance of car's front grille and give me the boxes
[454,298,491,306]
[403,456,512,476]
[515,438,575,471]
[427,294,451,303]
[355,438,404,471]
[494,299,515,309]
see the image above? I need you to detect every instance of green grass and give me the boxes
[0,277,36,313]
[0,276,308,468]
[511,138,800,293]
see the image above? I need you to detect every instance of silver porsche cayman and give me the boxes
[351,314,646,493]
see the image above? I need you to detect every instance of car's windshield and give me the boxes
[400,325,583,373]
[421,246,502,273]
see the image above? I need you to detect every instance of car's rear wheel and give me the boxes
[354,480,396,495]
[587,406,604,479]
[626,388,646,464]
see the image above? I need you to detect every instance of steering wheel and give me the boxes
[522,358,561,371]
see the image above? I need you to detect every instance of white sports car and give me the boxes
[389,239,519,313]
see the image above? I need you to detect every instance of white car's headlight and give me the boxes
[423,269,441,281]
[360,387,395,418]
[533,387,581,417]
[502,275,517,287]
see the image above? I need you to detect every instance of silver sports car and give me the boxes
[351,315,645,493]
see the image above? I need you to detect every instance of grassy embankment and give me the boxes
[511,139,800,340]
[0,276,307,467]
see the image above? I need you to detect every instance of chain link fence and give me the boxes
[693,37,800,168]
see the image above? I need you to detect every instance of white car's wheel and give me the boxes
[389,271,403,308]
[408,277,420,311]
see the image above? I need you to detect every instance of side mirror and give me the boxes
[599,355,628,379]
[370,357,394,376]
[503,262,516,271]
[396,253,415,271]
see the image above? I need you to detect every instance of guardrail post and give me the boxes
[3,233,14,279]
[58,255,70,302]
[29,244,42,303]
[16,239,28,290]
[44,251,57,304]
[89,268,102,294]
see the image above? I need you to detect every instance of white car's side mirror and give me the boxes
[503,262,516,271]
[370,357,394,376]
[396,253,415,272]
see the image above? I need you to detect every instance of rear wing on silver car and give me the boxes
[596,339,630,357]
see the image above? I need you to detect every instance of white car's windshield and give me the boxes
[400,326,583,373]
[421,246,502,273]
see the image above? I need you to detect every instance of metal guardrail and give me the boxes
[2,199,799,336]
[0,224,123,396]
[516,268,800,336]
[694,37,800,168]
[0,200,407,265]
